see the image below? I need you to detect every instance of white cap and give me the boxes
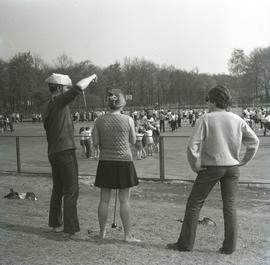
[45,73,72,86]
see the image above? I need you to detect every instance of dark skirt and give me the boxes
[135,141,143,151]
[142,135,147,147]
[95,160,139,189]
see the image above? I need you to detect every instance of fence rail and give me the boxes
[1,135,171,180]
[0,135,270,185]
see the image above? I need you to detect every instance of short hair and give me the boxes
[208,85,231,109]
[48,83,62,93]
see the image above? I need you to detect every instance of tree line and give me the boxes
[0,46,269,114]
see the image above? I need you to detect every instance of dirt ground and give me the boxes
[0,173,270,265]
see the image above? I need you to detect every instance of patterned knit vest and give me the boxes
[95,114,133,161]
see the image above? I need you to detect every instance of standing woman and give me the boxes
[93,89,140,242]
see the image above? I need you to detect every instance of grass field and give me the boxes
[0,121,270,264]
[0,174,270,265]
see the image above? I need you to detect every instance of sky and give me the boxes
[0,0,270,74]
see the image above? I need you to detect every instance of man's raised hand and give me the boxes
[76,74,97,91]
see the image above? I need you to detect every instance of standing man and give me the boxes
[167,85,259,254]
[43,73,97,239]
[262,110,270,136]
[159,111,166,132]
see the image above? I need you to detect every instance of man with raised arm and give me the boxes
[43,73,96,240]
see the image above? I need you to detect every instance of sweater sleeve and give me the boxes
[239,121,259,165]
[187,117,205,172]
[53,86,81,108]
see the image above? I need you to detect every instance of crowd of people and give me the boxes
[31,113,42,123]
[0,114,15,133]
[73,111,97,122]
[130,108,206,132]
[2,99,269,138]
[0,112,43,134]
[41,72,260,255]
[76,108,207,161]
[242,106,270,136]
[0,112,43,133]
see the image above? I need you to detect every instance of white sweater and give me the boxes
[187,110,259,172]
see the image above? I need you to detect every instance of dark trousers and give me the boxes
[84,139,92,158]
[177,166,239,252]
[48,149,80,234]
[171,120,176,131]
[178,118,182,128]
[263,122,270,136]
[160,120,165,132]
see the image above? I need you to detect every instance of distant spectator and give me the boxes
[79,127,86,155]
[135,128,144,160]
[84,126,93,158]
[0,116,4,134]
[262,111,270,136]
[16,113,20,123]
[145,125,154,156]
[152,123,160,152]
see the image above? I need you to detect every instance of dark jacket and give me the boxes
[43,86,81,155]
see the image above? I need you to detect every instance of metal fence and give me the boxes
[0,135,177,180]
[0,135,269,184]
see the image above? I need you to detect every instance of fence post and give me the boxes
[159,136,165,180]
[16,136,21,173]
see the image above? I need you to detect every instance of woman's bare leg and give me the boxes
[98,188,111,238]
[119,188,140,242]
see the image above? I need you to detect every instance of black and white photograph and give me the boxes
[0,0,270,264]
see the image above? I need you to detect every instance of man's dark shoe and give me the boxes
[166,243,190,252]
[218,247,234,255]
